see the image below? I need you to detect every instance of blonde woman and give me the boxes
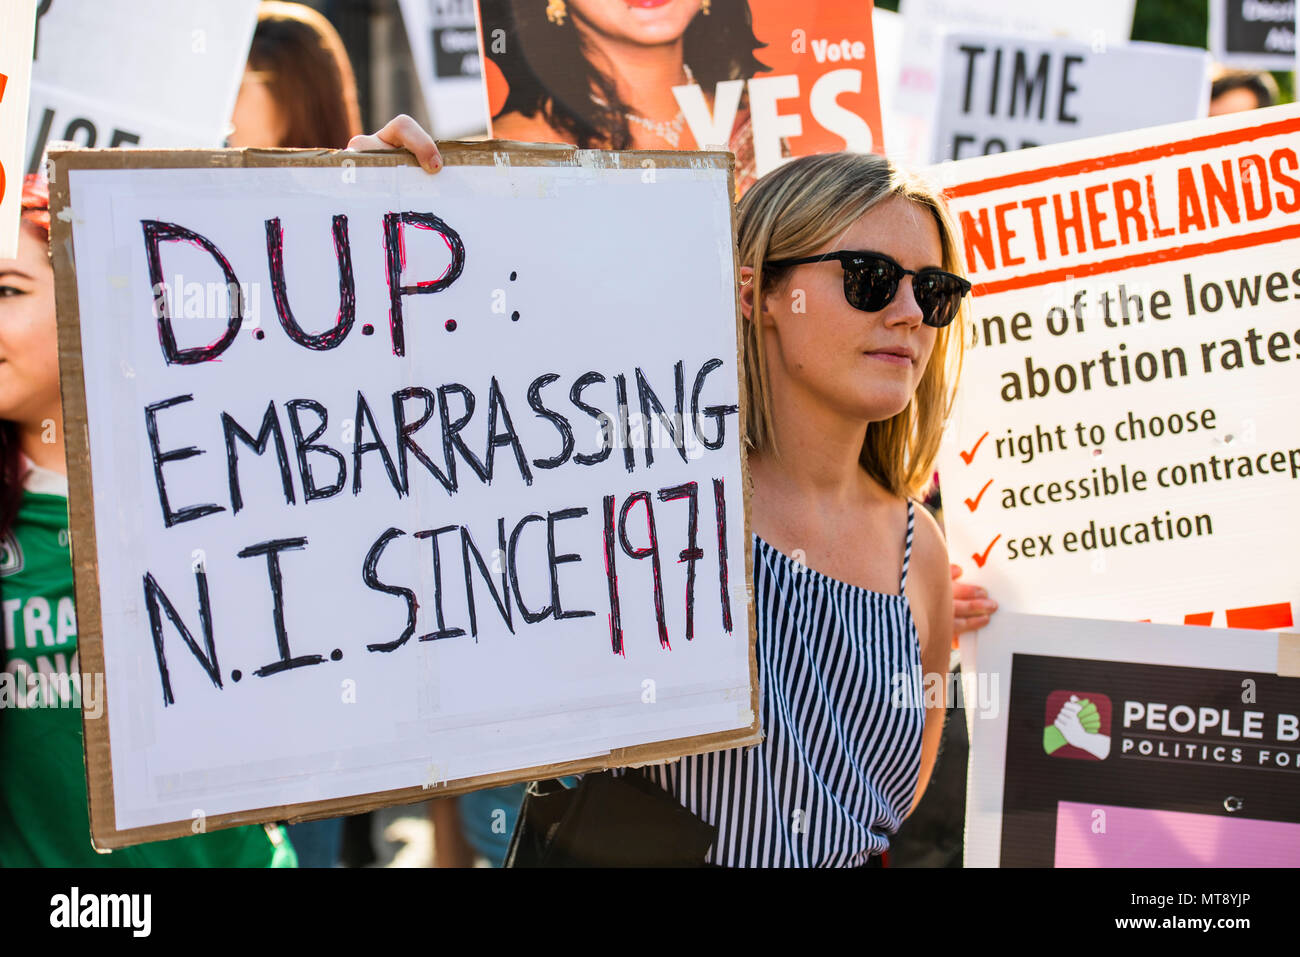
[349,120,995,866]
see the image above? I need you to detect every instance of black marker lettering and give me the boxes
[508,514,552,624]
[363,527,418,652]
[392,387,453,494]
[413,525,467,640]
[571,372,613,466]
[527,373,575,470]
[352,391,402,496]
[285,399,347,501]
[142,220,244,364]
[460,519,514,637]
[221,401,295,514]
[266,214,356,349]
[142,568,222,706]
[144,394,225,528]
[237,536,324,676]
[548,507,593,621]
[382,211,465,356]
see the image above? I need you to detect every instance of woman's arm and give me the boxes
[906,504,955,817]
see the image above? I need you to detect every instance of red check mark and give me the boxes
[964,479,994,512]
[971,534,1001,568]
[959,431,989,465]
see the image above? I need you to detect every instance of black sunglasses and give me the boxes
[763,250,971,328]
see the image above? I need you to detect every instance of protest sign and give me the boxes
[25,0,258,173]
[962,612,1300,867]
[0,0,36,258]
[872,6,903,153]
[931,33,1209,163]
[934,105,1300,629]
[1209,0,1296,71]
[891,0,1136,166]
[397,0,490,138]
[48,144,758,847]
[475,0,882,194]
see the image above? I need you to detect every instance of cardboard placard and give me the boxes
[1209,0,1297,71]
[931,33,1210,163]
[474,0,882,194]
[26,0,258,173]
[49,142,759,848]
[934,105,1300,629]
[396,0,490,139]
[963,613,1300,868]
[0,0,36,258]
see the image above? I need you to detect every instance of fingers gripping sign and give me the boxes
[346,115,443,174]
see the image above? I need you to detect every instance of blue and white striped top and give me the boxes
[624,500,925,867]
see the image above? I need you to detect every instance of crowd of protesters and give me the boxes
[0,0,1286,868]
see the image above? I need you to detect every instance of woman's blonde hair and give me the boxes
[738,152,967,499]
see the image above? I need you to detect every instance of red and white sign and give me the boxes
[935,106,1300,629]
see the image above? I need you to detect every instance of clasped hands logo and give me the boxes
[1044,690,1113,761]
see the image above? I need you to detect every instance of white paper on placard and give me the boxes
[934,105,1300,629]
[891,0,1136,166]
[1208,0,1297,72]
[25,0,258,172]
[964,612,1295,868]
[65,161,751,831]
[931,34,1210,164]
[0,0,37,258]
[396,0,489,139]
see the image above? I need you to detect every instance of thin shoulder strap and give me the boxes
[899,500,915,595]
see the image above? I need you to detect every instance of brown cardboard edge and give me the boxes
[1279,633,1300,677]
[48,140,759,850]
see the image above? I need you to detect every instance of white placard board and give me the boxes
[0,0,36,257]
[962,613,1300,868]
[25,0,258,173]
[934,105,1300,630]
[50,145,757,846]
[396,0,489,139]
[891,0,1136,166]
[1209,0,1297,71]
[932,33,1210,163]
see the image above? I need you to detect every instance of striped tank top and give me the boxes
[624,500,925,867]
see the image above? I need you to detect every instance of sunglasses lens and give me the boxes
[842,257,899,311]
[914,273,966,327]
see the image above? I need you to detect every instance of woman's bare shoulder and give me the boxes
[491,110,570,145]
[907,501,951,590]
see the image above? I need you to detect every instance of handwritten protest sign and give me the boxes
[26,0,258,173]
[934,105,1300,629]
[49,144,757,847]
[1209,0,1296,71]
[397,0,489,138]
[476,0,882,193]
[962,613,1300,867]
[0,0,36,258]
[931,33,1209,163]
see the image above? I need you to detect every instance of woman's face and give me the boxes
[227,68,286,148]
[568,0,702,47]
[0,224,60,428]
[756,196,943,426]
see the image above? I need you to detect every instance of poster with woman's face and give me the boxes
[475,0,883,194]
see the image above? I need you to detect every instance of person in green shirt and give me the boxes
[0,173,295,867]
